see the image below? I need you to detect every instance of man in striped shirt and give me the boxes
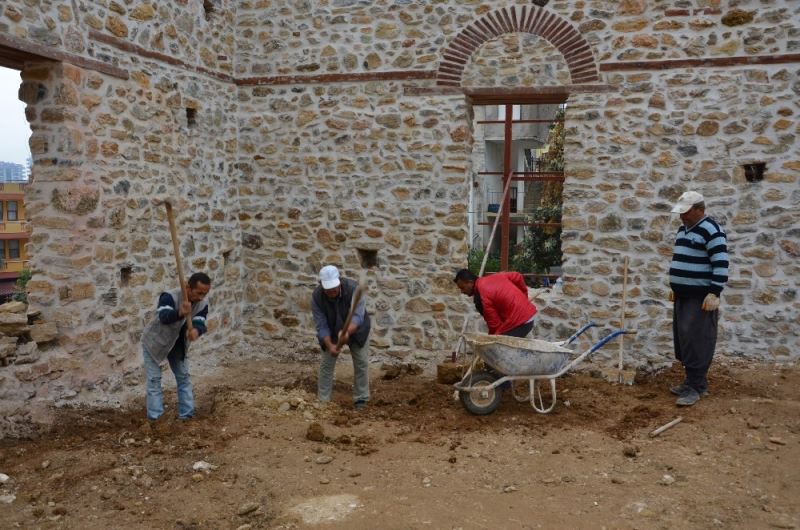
[668,191,728,407]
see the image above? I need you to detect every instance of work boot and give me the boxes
[353,400,367,411]
[671,383,708,397]
[670,382,690,396]
[676,387,701,406]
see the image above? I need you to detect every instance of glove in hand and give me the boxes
[701,293,719,311]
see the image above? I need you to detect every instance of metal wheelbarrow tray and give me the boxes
[454,323,633,415]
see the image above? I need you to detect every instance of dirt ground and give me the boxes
[1,355,799,530]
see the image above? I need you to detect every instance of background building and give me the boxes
[0,161,26,182]
[0,182,29,301]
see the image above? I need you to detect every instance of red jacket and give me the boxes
[474,272,537,335]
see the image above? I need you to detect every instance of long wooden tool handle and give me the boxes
[618,256,628,381]
[336,285,363,349]
[164,201,192,332]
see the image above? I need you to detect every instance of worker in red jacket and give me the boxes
[454,269,537,337]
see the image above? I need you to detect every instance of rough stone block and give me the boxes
[0,302,27,314]
[30,323,58,344]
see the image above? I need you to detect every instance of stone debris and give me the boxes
[0,301,26,314]
[12,342,38,365]
[306,422,325,442]
[237,502,260,516]
[0,312,28,336]
[659,474,676,486]
[381,364,402,380]
[192,461,218,472]
[436,362,465,384]
[315,455,334,465]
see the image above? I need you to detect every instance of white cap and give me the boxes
[671,191,705,214]
[319,265,340,289]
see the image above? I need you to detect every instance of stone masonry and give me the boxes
[0,0,798,435]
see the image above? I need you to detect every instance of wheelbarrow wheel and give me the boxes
[458,371,502,415]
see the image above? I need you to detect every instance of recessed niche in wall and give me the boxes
[203,0,215,19]
[222,250,231,267]
[186,107,197,128]
[743,162,766,183]
[120,266,132,286]
[355,243,381,269]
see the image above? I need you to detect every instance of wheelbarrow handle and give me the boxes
[588,329,635,354]
[564,321,598,346]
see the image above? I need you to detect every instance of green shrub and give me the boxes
[13,269,31,304]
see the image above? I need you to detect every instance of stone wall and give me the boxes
[0,0,245,436]
[236,82,471,355]
[0,0,798,435]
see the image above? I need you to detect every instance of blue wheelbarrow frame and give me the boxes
[454,323,634,414]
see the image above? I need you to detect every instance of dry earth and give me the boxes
[1,356,799,530]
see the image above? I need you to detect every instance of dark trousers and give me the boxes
[673,297,718,393]
[503,320,534,338]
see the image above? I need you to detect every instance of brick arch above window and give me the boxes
[437,5,600,87]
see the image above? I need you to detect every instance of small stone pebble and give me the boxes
[659,474,675,486]
[315,455,334,465]
[320,477,330,484]
[237,502,259,516]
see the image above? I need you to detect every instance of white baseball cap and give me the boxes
[671,191,705,214]
[319,265,340,289]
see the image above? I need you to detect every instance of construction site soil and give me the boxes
[1,357,798,529]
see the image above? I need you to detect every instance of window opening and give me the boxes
[8,239,19,259]
[469,100,566,286]
[7,201,17,221]
[0,66,32,301]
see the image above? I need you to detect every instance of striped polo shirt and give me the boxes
[669,216,729,297]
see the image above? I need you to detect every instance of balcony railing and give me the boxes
[0,220,31,234]
[0,259,30,273]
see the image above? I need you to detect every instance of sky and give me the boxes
[0,66,32,167]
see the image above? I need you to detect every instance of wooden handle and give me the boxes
[336,285,363,349]
[164,201,192,332]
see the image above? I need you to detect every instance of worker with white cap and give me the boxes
[311,265,371,410]
[668,191,729,406]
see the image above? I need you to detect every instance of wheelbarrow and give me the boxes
[453,323,633,415]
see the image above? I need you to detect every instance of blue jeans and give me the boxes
[142,347,194,420]
[318,341,370,404]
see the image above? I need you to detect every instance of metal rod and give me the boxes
[501,104,512,271]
